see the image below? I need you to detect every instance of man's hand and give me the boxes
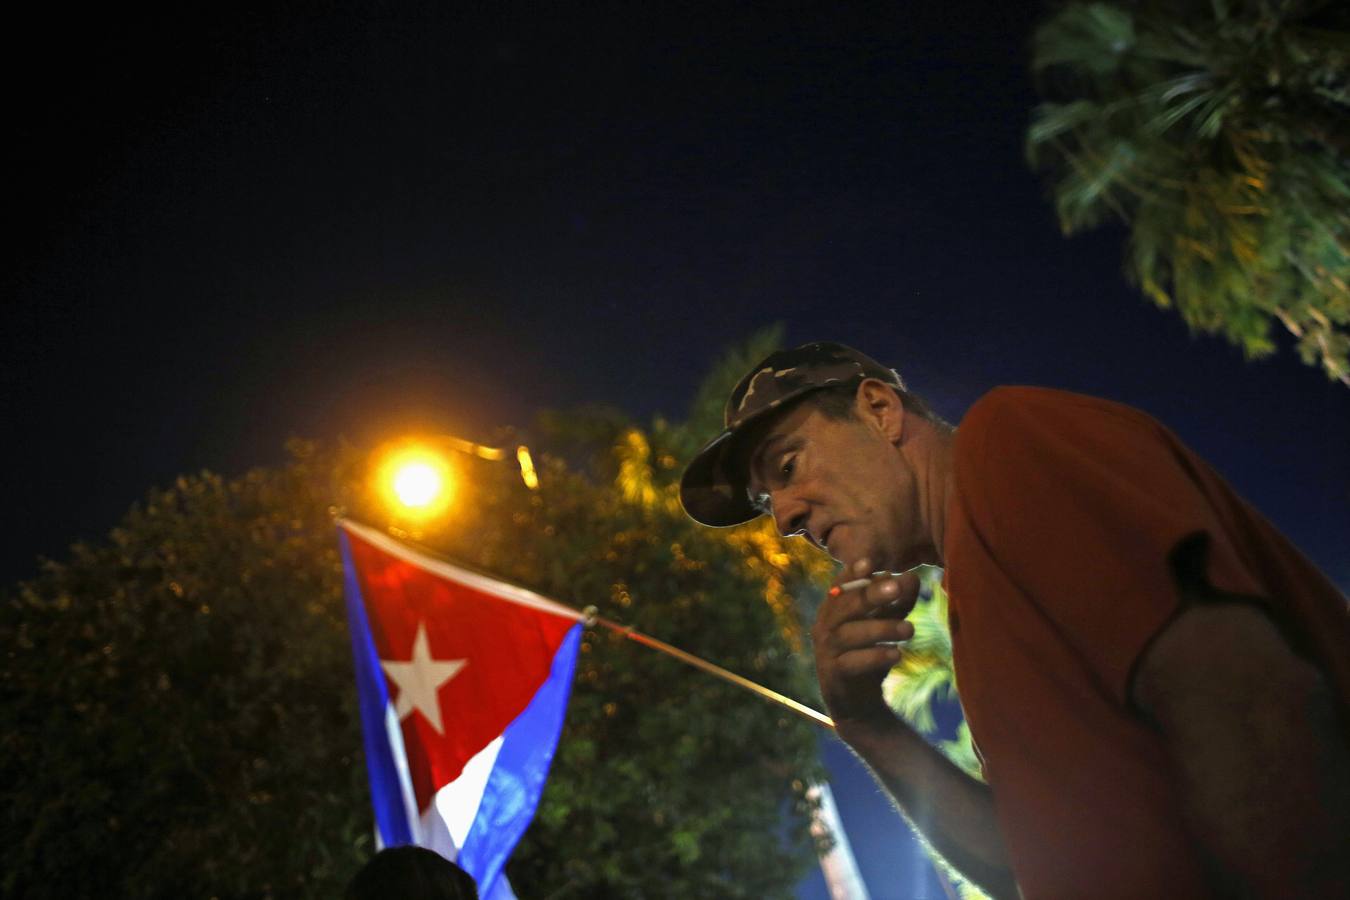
[812,558,921,733]
[810,559,1020,899]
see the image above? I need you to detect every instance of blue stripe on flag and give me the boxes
[458,623,582,896]
[339,528,415,848]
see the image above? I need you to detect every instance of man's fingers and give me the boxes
[829,617,915,651]
[821,569,921,627]
[833,645,902,678]
[870,597,918,621]
[828,570,910,595]
[814,561,917,722]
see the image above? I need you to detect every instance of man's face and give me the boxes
[744,396,920,572]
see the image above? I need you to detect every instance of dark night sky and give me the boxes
[10,3,1345,588]
[7,3,1348,894]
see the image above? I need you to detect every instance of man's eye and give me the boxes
[780,456,796,480]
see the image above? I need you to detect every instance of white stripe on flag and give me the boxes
[435,736,505,848]
[339,519,585,623]
[384,702,423,845]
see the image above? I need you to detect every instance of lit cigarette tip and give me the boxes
[831,577,874,596]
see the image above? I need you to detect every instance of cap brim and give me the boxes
[679,381,827,527]
[680,355,890,527]
[679,428,761,527]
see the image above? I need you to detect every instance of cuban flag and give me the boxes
[338,519,583,899]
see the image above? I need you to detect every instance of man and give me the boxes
[680,342,1349,899]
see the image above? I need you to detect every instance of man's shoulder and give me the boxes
[954,387,1167,488]
[960,385,1153,438]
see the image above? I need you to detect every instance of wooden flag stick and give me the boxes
[584,607,835,730]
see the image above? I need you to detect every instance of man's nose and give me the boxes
[771,493,809,538]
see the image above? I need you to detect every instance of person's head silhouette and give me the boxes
[345,845,479,900]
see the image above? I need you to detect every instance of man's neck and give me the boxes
[902,418,957,568]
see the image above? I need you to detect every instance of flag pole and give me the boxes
[583,608,835,730]
[337,517,835,730]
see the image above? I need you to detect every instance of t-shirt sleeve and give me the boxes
[958,388,1264,708]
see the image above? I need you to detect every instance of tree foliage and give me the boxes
[1026,0,1350,385]
[1,334,833,899]
[1,443,370,898]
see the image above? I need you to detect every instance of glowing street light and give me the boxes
[373,434,538,524]
[376,444,457,521]
[392,460,444,509]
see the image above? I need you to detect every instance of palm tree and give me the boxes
[1026,0,1350,386]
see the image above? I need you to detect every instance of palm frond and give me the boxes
[1032,2,1135,75]
[1027,0,1350,385]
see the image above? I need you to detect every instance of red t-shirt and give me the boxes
[944,387,1349,899]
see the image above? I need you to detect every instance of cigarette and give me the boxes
[828,577,876,597]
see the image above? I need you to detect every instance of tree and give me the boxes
[1,443,371,898]
[1026,0,1350,385]
[1,335,831,898]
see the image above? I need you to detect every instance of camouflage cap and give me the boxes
[679,341,904,526]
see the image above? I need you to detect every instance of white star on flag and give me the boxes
[380,622,466,734]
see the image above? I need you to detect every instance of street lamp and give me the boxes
[375,443,458,522]
[373,434,539,523]
[391,460,446,509]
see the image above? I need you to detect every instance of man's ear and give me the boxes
[854,378,905,442]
